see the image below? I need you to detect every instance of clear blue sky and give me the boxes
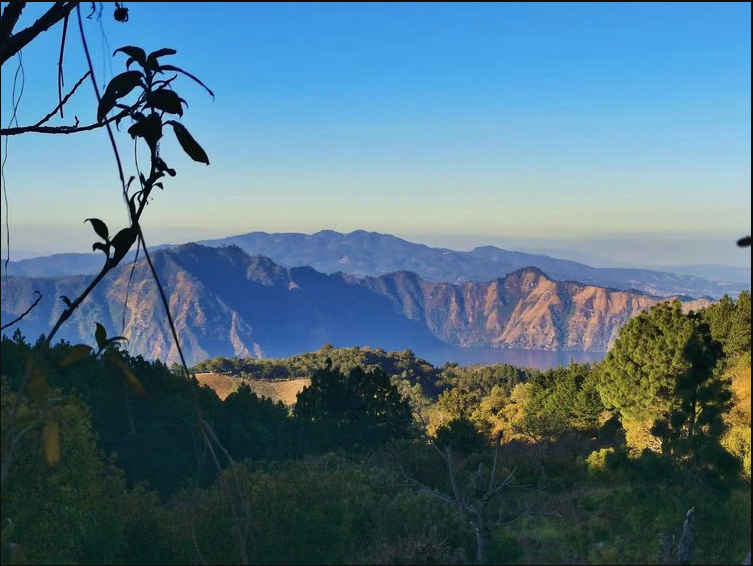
[1,2,750,266]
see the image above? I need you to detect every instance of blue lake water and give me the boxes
[413,346,606,370]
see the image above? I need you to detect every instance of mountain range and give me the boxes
[1,243,712,365]
[5,230,748,298]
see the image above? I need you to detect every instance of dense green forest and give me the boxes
[1,294,750,564]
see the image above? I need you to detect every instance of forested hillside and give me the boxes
[2,294,749,564]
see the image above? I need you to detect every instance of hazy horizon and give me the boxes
[1,2,750,271]
[2,222,750,270]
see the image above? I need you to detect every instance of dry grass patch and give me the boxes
[196,372,309,405]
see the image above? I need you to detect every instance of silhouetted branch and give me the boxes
[1,2,78,66]
[57,13,70,118]
[0,2,26,45]
[1,291,42,331]
[0,104,132,135]
[31,71,91,128]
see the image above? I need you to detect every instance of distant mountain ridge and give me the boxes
[1,244,711,365]
[197,230,747,298]
[6,230,745,298]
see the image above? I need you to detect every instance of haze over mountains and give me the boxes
[1,243,712,365]
[4,230,749,298]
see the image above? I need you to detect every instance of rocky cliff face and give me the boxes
[362,267,710,352]
[1,244,712,364]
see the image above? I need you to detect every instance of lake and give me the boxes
[413,346,606,370]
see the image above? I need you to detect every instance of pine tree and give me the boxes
[598,301,736,473]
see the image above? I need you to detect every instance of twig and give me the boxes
[57,13,69,118]
[399,464,457,505]
[33,71,91,128]
[1,105,132,136]
[3,50,25,279]
[122,237,141,332]
[1,291,43,331]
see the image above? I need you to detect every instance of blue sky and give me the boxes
[1,2,750,265]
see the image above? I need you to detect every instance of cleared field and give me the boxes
[196,372,309,405]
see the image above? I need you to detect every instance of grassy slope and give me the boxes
[196,372,309,404]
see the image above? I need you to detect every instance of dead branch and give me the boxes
[400,434,519,565]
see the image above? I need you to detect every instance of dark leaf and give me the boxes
[737,236,751,247]
[98,70,144,122]
[85,218,109,242]
[98,95,119,123]
[127,113,162,149]
[95,322,108,349]
[146,48,177,70]
[60,295,72,307]
[60,344,93,367]
[170,122,210,165]
[111,226,138,265]
[42,419,61,466]
[113,46,146,67]
[159,64,215,98]
[147,89,185,116]
[92,242,110,256]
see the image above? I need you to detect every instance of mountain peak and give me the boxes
[505,265,551,282]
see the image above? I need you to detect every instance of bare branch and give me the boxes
[32,71,90,128]
[1,2,78,66]
[1,290,42,331]
[399,465,456,506]
[486,466,517,499]
[0,2,26,45]
[1,104,132,135]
